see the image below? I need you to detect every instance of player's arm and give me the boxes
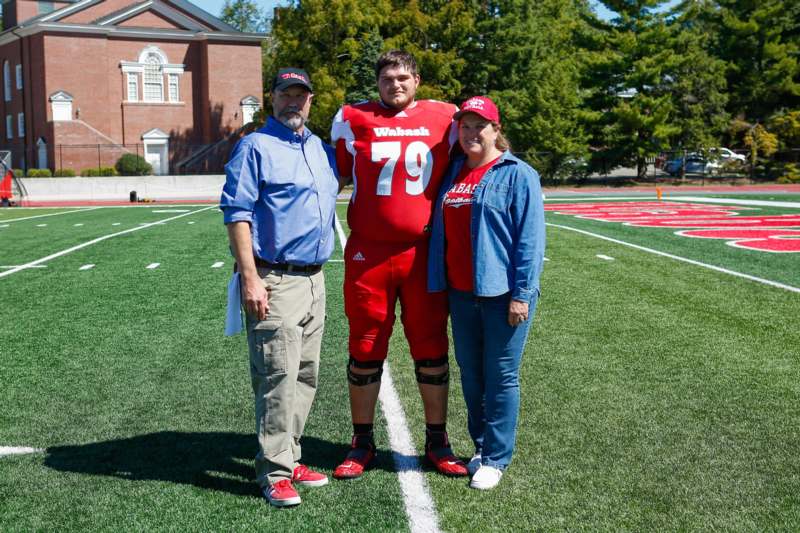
[335,139,354,192]
[331,106,355,192]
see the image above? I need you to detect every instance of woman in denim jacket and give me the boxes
[428,96,546,490]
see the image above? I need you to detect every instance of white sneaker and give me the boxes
[469,465,503,490]
[467,454,482,476]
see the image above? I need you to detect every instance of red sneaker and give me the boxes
[426,434,468,477]
[292,464,329,487]
[263,479,301,507]
[333,435,376,479]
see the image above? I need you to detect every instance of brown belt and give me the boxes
[254,257,322,274]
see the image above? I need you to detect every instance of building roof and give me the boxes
[0,0,263,44]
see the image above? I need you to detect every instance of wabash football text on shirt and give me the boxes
[443,157,499,291]
[331,99,458,242]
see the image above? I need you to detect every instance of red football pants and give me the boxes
[344,233,449,363]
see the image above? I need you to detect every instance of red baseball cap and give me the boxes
[454,96,500,123]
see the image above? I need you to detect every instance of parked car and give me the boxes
[708,147,746,163]
[664,147,746,176]
[665,154,708,175]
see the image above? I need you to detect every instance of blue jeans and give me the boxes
[448,289,537,470]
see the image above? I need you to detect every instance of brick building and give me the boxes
[0,0,263,174]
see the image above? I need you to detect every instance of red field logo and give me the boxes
[546,201,800,253]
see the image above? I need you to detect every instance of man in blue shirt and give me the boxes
[220,68,338,508]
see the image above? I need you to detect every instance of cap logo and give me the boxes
[464,98,485,110]
[281,72,308,83]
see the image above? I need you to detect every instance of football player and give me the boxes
[330,50,467,479]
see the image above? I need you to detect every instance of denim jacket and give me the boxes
[427,151,545,302]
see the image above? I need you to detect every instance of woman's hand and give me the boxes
[508,299,529,327]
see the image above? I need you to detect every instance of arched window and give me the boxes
[143,53,163,102]
[3,61,10,102]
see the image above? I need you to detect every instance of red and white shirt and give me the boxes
[443,157,499,291]
[331,99,458,242]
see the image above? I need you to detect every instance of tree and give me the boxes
[701,0,800,123]
[220,0,269,33]
[668,3,729,149]
[584,1,686,178]
[446,0,592,180]
[345,28,383,103]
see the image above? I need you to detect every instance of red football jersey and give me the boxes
[331,99,458,242]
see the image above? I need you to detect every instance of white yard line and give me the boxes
[0,206,215,279]
[0,265,46,269]
[548,223,800,294]
[671,196,800,209]
[0,446,44,457]
[0,207,103,223]
[334,212,348,254]
[596,254,615,261]
[379,364,442,533]
[333,213,442,533]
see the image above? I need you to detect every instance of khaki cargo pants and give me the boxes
[245,267,325,487]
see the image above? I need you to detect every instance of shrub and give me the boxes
[115,154,152,176]
[53,168,76,177]
[777,163,800,184]
[26,168,52,177]
[80,167,117,177]
[12,168,23,178]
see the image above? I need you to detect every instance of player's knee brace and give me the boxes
[414,356,450,385]
[347,357,384,386]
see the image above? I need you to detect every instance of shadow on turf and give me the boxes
[43,431,400,496]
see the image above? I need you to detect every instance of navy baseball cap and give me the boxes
[272,68,313,92]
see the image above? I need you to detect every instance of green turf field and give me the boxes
[1,199,798,531]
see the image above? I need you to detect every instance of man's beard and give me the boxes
[279,109,305,131]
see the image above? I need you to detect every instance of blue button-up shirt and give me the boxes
[220,116,339,265]
[428,151,546,302]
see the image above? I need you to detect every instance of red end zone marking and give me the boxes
[630,215,800,228]
[678,229,800,253]
[548,201,800,252]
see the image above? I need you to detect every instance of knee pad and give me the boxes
[347,357,384,386]
[414,356,450,385]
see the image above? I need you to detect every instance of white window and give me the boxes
[3,61,10,102]
[52,101,71,120]
[143,54,163,102]
[168,73,179,102]
[5,115,11,139]
[15,65,22,90]
[17,113,24,137]
[50,91,73,121]
[127,73,139,101]
[241,96,260,125]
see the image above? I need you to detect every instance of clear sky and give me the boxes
[190,0,285,19]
